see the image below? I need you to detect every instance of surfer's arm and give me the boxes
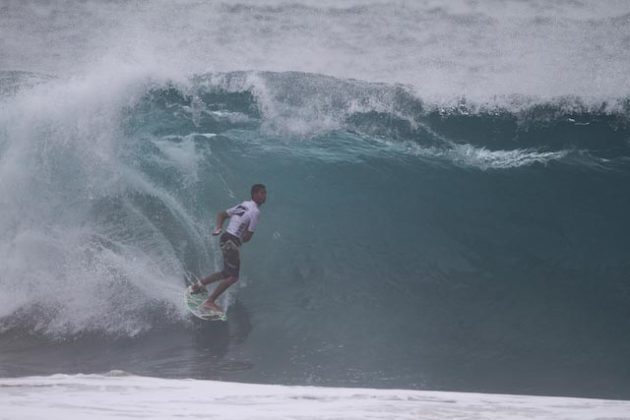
[212,210,229,235]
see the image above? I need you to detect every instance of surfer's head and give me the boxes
[251,184,267,206]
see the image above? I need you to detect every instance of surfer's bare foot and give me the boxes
[201,301,223,313]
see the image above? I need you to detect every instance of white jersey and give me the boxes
[225,200,260,241]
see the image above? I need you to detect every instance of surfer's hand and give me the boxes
[212,227,222,236]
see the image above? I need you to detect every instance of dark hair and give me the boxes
[251,184,266,197]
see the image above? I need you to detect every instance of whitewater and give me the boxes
[3,373,630,420]
[2,1,630,418]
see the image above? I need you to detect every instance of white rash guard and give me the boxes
[224,200,260,241]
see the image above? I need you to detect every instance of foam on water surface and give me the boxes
[2,373,630,420]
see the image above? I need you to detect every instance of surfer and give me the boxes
[188,184,267,313]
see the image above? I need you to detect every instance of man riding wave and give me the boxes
[188,184,267,313]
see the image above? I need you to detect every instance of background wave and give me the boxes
[2,0,630,104]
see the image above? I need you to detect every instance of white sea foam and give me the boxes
[428,144,570,170]
[2,373,630,420]
[359,134,570,170]
[0,69,206,337]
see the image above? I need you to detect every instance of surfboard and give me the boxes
[184,286,227,321]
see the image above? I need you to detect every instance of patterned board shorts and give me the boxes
[220,233,241,278]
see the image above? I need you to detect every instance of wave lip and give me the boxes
[162,71,630,168]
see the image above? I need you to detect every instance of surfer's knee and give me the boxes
[225,276,238,285]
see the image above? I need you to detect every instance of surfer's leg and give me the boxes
[195,249,237,291]
[198,235,240,307]
[200,271,225,285]
[188,271,225,294]
[202,276,238,312]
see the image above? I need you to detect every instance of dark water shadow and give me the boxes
[0,300,253,380]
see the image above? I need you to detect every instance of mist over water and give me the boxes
[1,0,630,400]
[2,0,630,104]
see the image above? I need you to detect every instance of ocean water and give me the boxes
[1,0,630,407]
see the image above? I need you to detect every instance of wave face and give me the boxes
[1,0,630,400]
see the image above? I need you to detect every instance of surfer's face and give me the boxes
[253,188,267,206]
